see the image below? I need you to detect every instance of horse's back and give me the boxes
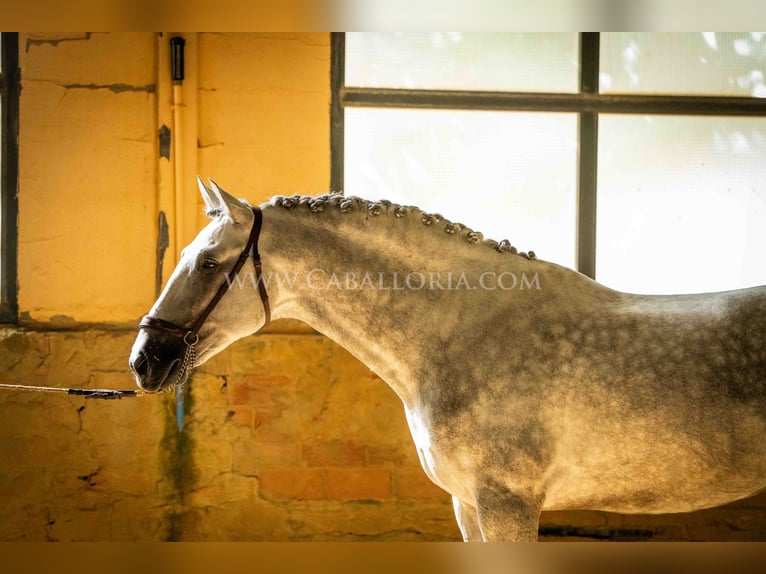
[543,283,766,513]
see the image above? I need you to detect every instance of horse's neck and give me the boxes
[257,203,600,406]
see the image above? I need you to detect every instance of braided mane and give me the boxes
[268,193,536,260]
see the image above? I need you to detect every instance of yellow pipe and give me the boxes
[172,81,184,261]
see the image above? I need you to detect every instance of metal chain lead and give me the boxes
[172,332,199,391]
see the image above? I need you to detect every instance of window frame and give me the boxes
[1,33,19,323]
[331,32,766,280]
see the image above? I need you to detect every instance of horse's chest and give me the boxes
[403,406,476,502]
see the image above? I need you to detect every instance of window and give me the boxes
[1,33,19,322]
[333,33,766,294]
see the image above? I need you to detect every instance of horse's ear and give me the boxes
[198,175,219,214]
[208,179,250,224]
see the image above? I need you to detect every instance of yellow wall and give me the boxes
[2,32,460,541]
[3,32,766,541]
[197,33,331,205]
[19,33,157,324]
[17,32,331,324]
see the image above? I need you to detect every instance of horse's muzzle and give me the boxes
[129,330,186,392]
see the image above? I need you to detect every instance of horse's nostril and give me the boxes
[130,351,149,379]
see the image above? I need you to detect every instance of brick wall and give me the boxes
[0,328,460,540]
[178,332,461,540]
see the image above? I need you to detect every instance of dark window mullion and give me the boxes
[331,32,345,193]
[577,32,599,279]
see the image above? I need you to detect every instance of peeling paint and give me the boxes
[44,509,58,542]
[25,33,93,53]
[77,468,101,488]
[197,140,223,149]
[158,125,171,160]
[156,211,169,297]
[62,83,156,94]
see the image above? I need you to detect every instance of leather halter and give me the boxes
[139,206,271,347]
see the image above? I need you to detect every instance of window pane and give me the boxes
[345,108,578,268]
[601,32,766,97]
[346,33,579,93]
[597,115,766,294]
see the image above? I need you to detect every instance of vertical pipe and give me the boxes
[171,37,186,270]
[156,34,175,290]
[172,82,184,263]
[170,36,186,433]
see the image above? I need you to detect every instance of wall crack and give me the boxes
[62,83,157,94]
[26,33,93,52]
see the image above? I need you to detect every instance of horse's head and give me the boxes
[129,178,269,392]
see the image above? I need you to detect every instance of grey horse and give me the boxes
[130,179,766,541]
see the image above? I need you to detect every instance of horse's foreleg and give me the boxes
[475,484,541,541]
[452,496,483,541]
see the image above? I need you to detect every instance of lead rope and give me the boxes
[0,334,195,400]
[0,383,146,399]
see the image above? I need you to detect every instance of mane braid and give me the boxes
[270,193,536,260]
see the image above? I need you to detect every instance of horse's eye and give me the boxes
[200,259,218,270]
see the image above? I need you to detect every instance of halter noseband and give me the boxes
[139,206,271,378]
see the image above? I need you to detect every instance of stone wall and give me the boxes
[0,327,459,541]
[0,329,167,540]
[171,332,459,541]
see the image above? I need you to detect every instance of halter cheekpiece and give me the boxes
[139,206,271,384]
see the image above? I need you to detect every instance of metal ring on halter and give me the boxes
[183,331,199,346]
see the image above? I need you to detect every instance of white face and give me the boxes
[129,180,266,392]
